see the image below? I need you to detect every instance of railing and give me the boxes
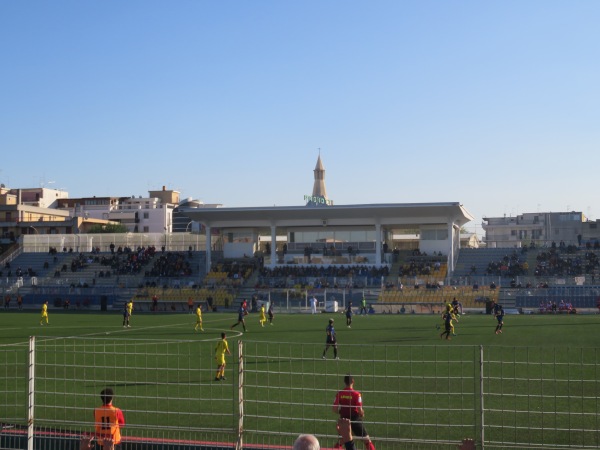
[2,339,598,449]
[20,232,208,253]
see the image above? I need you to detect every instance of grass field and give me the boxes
[1,309,600,449]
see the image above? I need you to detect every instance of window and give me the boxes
[421,229,448,240]
[143,212,149,219]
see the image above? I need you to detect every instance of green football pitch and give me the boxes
[1,310,599,449]
[1,309,599,347]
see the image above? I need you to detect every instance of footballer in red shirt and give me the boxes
[332,375,375,450]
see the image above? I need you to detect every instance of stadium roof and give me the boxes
[181,202,474,229]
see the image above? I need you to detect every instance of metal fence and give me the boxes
[2,339,599,449]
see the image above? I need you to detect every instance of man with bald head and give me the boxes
[293,419,357,450]
[292,434,320,450]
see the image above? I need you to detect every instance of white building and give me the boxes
[482,211,586,248]
[56,186,181,233]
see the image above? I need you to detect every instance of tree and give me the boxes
[88,224,128,234]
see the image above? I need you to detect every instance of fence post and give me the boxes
[236,340,244,450]
[27,336,36,450]
[479,344,485,450]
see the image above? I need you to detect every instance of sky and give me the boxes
[2,1,599,236]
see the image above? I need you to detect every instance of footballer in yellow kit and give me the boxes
[194,304,204,332]
[40,300,49,325]
[259,305,267,327]
[215,332,231,381]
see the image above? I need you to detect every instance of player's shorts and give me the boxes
[349,416,369,438]
[496,316,503,323]
[445,323,451,332]
[216,355,225,365]
[326,338,337,345]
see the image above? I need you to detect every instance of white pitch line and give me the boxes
[2,315,245,343]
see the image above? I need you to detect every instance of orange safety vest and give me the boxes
[94,405,122,444]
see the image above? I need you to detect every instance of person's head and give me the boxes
[292,434,320,450]
[221,332,226,339]
[329,318,334,325]
[344,374,354,387]
[100,388,114,405]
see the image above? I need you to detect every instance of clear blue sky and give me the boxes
[2,1,599,236]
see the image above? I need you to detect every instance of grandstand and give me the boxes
[3,233,600,315]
